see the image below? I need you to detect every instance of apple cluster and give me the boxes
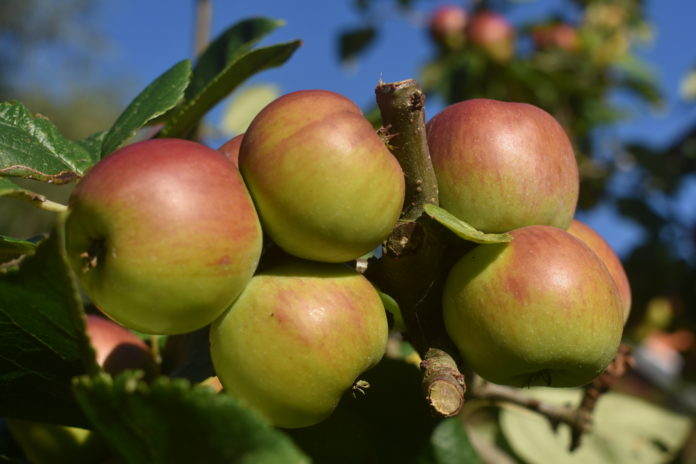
[64,88,630,429]
[65,90,402,428]
[428,98,629,388]
[428,5,581,59]
[428,5,515,61]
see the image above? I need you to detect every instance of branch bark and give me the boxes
[469,344,635,452]
[193,0,213,58]
[420,348,466,417]
[375,79,439,220]
[370,79,467,418]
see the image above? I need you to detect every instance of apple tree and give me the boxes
[0,6,693,464]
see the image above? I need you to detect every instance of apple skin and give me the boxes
[65,138,263,335]
[426,98,579,233]
[428,4,468,49]
[443,225,624,387]
[466,11,515,61]
[85,314,157,378]
[239,90,405,263]
[209,260,389,428]
[567,219,632,323]
[217,133,243,168]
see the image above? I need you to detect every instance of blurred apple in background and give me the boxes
[466,11,515,61]
[428,4,468,50]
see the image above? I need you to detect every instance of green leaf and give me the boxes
[73,372,310,464]
[101,60,192,157]
[423,204,512,244]
[0,234,37,261]
[338,26,377,63]
[0,224,98,427]
[421,418,482,464]
[0,177,67,212]
[76,130,107,156]
[0,101,99,183]
[500,388,693,464]
[373,286,405,332]
[160,41,301,139]
[187,17,285,100]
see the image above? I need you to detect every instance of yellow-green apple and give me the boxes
[426,98,579,233]
[209,259,389,428]
[443,225,624,387]
[65,138,263,335]
[428,4,468,50]
[466,11,515,61]
[567,219,632,323]
[238,90,405,263]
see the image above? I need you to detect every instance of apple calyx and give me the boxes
[78,239,106,273]
[350,379,371,399]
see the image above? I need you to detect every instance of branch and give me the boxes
[420,348,466,417]
[470,344,635,452]
[569,343,634,451]
[471,381,589,433]
[375,79,438,220]
[369,79,467,418]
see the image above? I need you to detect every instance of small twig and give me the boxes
[38,198,68,213]
[569,343,635,451]
[469,344,635,452]
[471,381,588,433]
[420,347,466,417]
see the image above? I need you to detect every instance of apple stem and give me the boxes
[38,199,68,213]
[375,79,439,221]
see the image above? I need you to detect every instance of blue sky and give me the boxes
[47,0,696,254]
[94,0,696,145]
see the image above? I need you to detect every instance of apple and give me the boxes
[6,315,156,464]
[209,259,389,428]
[238,90,405,263]
[532,23,579,52]
[466,11,515,61]
[428,4,468,50]
[7,420,109,464]
[65,138,263,335]
[443,225,624,387]
[567,219,632,323]
[426,98,579,233]
[217,133,243,168]
[85,314,157,378]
